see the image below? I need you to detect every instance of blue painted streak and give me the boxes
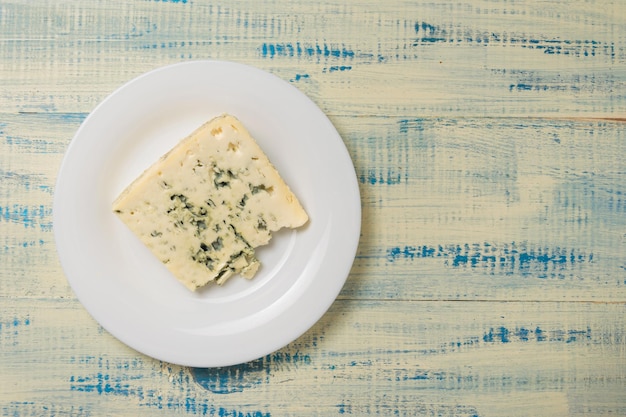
[455,325,591,353]
[191,351,311,394]
[386,241,593,279]
[68,352,313,414]
[260,42,356,59]
[1,118,71,153]
[1,402,91,417]
[325,65,352,73]
[412,21,615,58]
[336,400,479,416]
[70,372,142,396]
[359,168,405,185]
[69,368,271,416]
[150,0,188,3]
[68,371,271,416]
[1,133,67,154]
[0,316,31,333]
[0,171,54,194]
[0,204,53,231]
[290,73,310,82]
[398,118,428,133]
[2,239,45,254]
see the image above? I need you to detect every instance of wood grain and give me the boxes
[1,0,625,416]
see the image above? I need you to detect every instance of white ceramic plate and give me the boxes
[53,60,361,367]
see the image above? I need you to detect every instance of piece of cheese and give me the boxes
[112,114,308,291]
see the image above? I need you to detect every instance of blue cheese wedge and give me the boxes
[113,114,308,291]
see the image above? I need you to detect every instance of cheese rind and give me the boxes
[112,114,308,290]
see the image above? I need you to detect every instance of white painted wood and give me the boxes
[1,0,625,416]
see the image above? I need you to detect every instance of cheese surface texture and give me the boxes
[112,114,308,291]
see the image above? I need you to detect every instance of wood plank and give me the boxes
[1,297,624,416]
[1,0,625,416]
[1,113,623,301]
[342,116,626,301]
[0,113,78,298]
[0,0,624,116]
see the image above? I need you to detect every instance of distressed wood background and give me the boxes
[1,1,625,416]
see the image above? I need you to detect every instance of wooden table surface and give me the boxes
[1,1,625,416]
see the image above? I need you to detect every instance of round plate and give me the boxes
[53,60,361,367]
